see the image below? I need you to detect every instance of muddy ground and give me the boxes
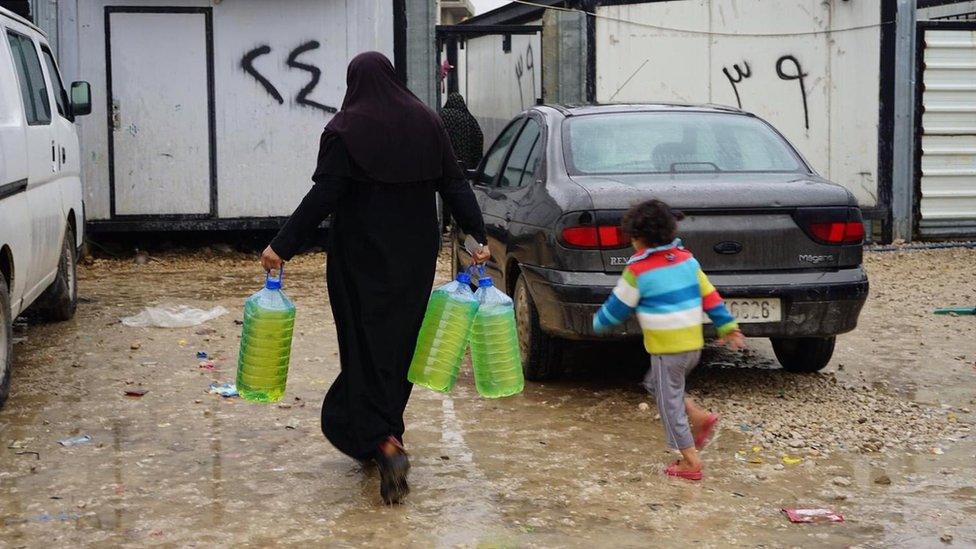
[1,246,974,547]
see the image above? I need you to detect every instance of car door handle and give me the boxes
[61,147,66,165]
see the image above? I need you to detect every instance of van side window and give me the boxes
[5,31,52,125]
[41,46,69,119]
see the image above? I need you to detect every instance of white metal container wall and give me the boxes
[918,29,976,236]
[68,0,393,221]
[461,30,542,146]
[595,0,882,208]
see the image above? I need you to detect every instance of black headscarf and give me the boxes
[324,52,463,183]
[440,92,484,171]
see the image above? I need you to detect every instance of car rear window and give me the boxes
[564,112,805,175]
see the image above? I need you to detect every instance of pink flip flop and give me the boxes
[695,413,720,450]
[665,460,703,481]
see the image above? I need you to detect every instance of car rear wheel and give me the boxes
[36,226,78,322]
[771,336,836,373]
[514,274,563,381]
[0,275,12,409]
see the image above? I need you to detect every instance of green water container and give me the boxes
[470,273,524,398]
[236,269,295,402]
[408,271,479,393]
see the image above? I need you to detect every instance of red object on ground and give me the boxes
[124,388,148,397]
[695,413,720,450]
[782,508,844,523]
[665,461,703,481]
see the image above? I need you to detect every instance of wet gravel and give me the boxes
[0,243,973,546]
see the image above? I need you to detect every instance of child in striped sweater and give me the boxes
[593,199,745,481]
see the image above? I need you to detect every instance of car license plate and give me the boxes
[725,298,782,323]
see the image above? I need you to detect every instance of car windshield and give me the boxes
[564,111,806,175]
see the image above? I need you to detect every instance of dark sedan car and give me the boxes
[453,103,868,380]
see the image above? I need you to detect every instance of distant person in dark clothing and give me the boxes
[439,92,484,171]
[261,52,489,505]
[438,92,484,230]
[1,1,32,19]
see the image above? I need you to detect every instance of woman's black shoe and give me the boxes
[376,437,410,504]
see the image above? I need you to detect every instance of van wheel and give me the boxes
[771,336,835,373]
[0,276,12,408]
[37,226,78,322]
[514,274,563,381]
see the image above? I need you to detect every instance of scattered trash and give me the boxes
[124,388,148,397]
[941,533,954,544]
[8,438,33,449]
[782,455,803,465]
[736,447,764,464]
[140,361,158,367]
[130,341,141,350]
[15,451,40,460]
[121,305,228,328]
[12,336,27,344]
[831,476,852,487]
[199,360,216,370]
[207,383,238,398]
[934,306,976,316]
[731,491,746,497]
[782,508,844,524]
[931,447,945,455]
[234,319,244,326]
[178,339,188,347]
[638,402,650,411]
[58,435,92,447]
[440,455,451,460]
[874,474,892,485]
[197,351,208,359]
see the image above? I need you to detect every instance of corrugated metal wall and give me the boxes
[918,27,976,237]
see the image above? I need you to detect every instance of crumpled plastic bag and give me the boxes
[122,305,229,328]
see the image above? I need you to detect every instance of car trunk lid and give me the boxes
[566,173,863,273]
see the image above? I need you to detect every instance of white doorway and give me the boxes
[106,7,215,217]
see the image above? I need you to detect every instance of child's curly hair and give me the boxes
[622,199,685,247]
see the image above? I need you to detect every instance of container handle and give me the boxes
[266,264,284,286]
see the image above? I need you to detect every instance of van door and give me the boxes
[40,44,80,206]
[5,29,61,300]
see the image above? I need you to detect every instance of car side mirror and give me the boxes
[70,81,92,116]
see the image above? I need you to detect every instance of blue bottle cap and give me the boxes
[478,276,493,288]
[266,276,282,290]
[456,271,472,284]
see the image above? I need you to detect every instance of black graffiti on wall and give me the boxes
[720,55,810,130]
[775,55,809,130]
[514,43,535,109]
[240,41,338,114]
[721,61,752,109]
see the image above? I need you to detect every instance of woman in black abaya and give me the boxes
[261,52,489,504]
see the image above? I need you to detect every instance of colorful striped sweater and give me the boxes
[593,239,739,355]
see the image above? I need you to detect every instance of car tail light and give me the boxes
[809,221,864,244]
[794,207,865,245]
[561,225,627,249]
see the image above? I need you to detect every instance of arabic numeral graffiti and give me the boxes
[240,45,283,104]
[721,61,752,109]
[514,42,535,109]
[775,55,809,130]
[240,41,338,114]
[286,41,337,114]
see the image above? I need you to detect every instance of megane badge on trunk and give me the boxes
[714,241,743,255]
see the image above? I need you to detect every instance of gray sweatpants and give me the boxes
[642,350,702,450]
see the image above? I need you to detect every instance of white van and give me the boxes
[0,6,91,407]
